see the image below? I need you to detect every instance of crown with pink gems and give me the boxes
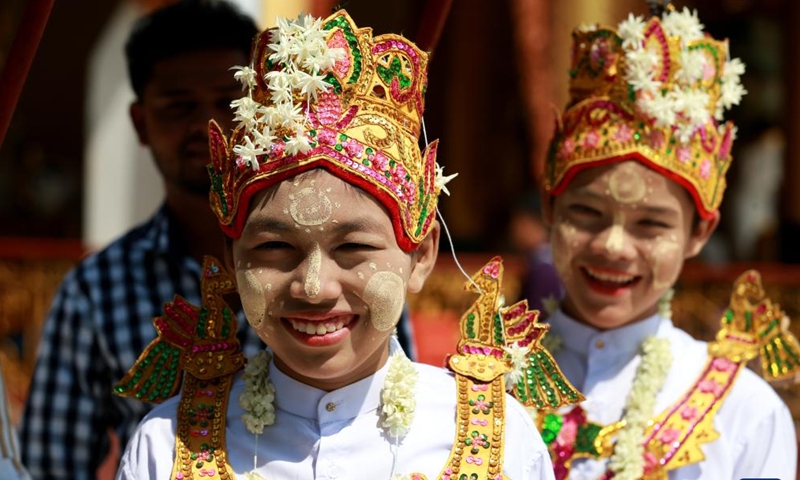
[544,6,746,219]
[207,10,454,251]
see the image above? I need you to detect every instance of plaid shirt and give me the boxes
[20,205,265,480]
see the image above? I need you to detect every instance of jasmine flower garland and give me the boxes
[608,336,672,479]
[240,350,418,478]
[380,353,419,438]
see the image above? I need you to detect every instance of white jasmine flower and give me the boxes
[503,342,531,386]
[293,70,330,101]
[284,128,312,155]
[618,13,646,49]
[252,125,276,149]
[608,337,672,479]
[641,93,676,127]
[682,89,711,125]
[275,102,304,128]
[230,96,261,129]
[232,135,268,169]
[239,350,276,434]
[674,123,696,144]
[720,79,746,109]
[434,164,458,196]
[380,354,418,438]
[723,58,746,82]
[231,65,257,90]
[662,7,704,43]
[657,288,674,319]
[675,49,706,84]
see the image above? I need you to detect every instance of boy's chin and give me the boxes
[569,301,656,331]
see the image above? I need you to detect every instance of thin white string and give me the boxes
[422,117,482,294]
[253,433,259,472]
[388,437,400,477]
[436,210,483,294]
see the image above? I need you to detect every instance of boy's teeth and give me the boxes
[289,318,347,335]
[586,268,635,283]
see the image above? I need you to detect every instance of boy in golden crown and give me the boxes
[114,10,558,480]
[533,5,797,479]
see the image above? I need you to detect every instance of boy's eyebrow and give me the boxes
[242,216,293,235]
[638,204,679,216]
[242,215,386,235]
[329,217,385,234]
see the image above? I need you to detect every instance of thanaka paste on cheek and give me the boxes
[304,242,322,298]
[363,271,405,332]
[552,217,576,281]
[651,234,681,289]
[236,269,266,329]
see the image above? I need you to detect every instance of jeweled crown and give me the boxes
[208,10,448,251]
[544,7,746,218]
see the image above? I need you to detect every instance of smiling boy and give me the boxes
[115,10,555,480]
[536,6,797,480]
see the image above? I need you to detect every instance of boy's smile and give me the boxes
[548,161,717,330]
[229,169,438,391]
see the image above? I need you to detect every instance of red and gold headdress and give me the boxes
[545,6,746,218]
[208,10,451,251]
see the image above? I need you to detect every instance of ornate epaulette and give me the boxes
[115,256,245,480]
[428,257,582,480]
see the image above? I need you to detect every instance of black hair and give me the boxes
[125,0,258,98]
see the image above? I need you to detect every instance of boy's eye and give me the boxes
[638,219,671,229]
[337,242,377,251]
[256,241,292,250]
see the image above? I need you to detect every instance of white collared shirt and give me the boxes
[549,309,797,480]
[117,339,555,480]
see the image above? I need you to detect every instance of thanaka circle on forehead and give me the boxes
[290,187,333,226]
[608,163,647,204]
[547,153,716,220]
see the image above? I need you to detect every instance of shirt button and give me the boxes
[326,402,336,412]
[595,340,605,349]
[327,463,342,478]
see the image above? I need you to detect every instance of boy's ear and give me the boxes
[685,211,720,259]
[406,221,440,294]
[129,102,149,146]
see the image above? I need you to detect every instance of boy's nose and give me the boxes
[592,222,635,260]
[289,245,342,303]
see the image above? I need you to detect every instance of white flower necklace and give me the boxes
[240,349,418,479]
[541,298,674,479]
[608,336,672,479]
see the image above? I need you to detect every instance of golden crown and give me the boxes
[544,7,746,218]
[208,10,450,251]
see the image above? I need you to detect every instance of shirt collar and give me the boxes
[269,338,401,423]
[137,204,198,269]
[549,308,665,360]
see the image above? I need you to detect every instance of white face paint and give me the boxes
[304,242,322,298]
[651,234,682,289]
[290,187,333,226]
[608,162,647,204]
[604,211,626,255]
[236,269,266,329]
[363,271,405,332]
